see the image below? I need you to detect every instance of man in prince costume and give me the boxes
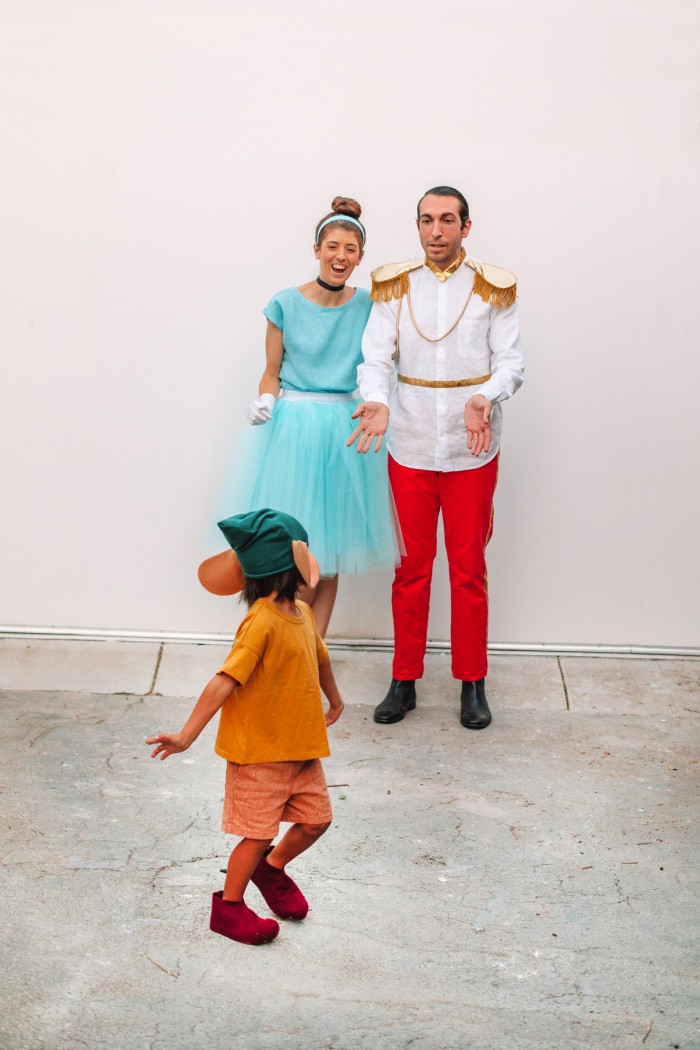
[349,186,524,730]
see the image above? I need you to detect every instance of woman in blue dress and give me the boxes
[241,196,399,635]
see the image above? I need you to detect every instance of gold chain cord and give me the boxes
[407,285,475,343]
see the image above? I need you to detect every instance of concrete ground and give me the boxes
[0,637,698,1050]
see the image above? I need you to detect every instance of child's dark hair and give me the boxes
[241,566,306,607]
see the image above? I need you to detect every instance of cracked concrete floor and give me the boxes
[0,641,699,1050]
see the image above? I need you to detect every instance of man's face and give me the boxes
[417,195,472,268]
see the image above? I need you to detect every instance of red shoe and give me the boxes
[209,891,279,945]
[251,848,309,920]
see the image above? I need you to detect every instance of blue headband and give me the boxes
[316,214,366,245]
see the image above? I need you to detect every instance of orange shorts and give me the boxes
[222,758,333,839]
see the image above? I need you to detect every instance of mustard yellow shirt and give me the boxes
[215,599,330,764]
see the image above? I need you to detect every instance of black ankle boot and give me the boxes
[373,679,417,724]
[460,678,491,729]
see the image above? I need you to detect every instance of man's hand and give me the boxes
[464,394,492,457]
[347,402,389,453]
[146,732,191,760]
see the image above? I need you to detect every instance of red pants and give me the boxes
[388,454,499,682]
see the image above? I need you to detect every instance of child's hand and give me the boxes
[146,732,190,760]
[324,700,344,727]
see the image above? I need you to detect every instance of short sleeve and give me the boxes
[217,606,268,685]
[218,643,261,687]
[263,293,284,331]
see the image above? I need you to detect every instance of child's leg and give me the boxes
[247,761,332,919]
[223,836,273,901]
[267,821,331,870]
[250,824,329,920]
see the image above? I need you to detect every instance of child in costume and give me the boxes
[238,196,400,637]
[146,508,344,946]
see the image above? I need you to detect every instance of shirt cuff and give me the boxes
[359,388,390,407]
[476,380,501,403]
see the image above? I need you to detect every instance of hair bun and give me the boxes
[331,196,362,220]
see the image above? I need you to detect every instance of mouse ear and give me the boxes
[292,540,320,588]
[197,549,245,595]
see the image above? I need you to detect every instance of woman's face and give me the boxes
[314,227,363,285]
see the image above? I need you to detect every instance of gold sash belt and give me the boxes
[397,373,491,389]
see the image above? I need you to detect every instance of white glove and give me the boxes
[246,392,276,425]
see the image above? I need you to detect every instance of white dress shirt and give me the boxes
[358,259,524,472]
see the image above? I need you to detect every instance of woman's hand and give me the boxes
[347,402,389,453]
[246,393,276,425]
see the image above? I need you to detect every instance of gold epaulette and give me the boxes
[465,257,517,309]
[370,260,423,302]
[370,256,518,308]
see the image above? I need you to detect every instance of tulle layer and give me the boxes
[226,397,400,577]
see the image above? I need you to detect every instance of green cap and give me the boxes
[217,508,309,580]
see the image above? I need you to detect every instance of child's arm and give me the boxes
[319,658,344,727]
[146,672,237,760]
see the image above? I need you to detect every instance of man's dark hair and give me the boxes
[241,566,306,607]
[417,186,470,227]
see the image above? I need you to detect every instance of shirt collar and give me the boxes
[424,248,466,282]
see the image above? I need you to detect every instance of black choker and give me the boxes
[316,276,346,292]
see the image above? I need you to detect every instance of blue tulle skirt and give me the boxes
[225,393,401,577]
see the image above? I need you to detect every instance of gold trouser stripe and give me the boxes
[397,373,491,389]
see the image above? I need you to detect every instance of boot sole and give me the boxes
[373,699,416,724]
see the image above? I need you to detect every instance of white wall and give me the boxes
[1,0,699,647]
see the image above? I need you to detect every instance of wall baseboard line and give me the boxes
[0,626,697,660]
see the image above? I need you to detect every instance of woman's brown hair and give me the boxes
[315,196,366,246]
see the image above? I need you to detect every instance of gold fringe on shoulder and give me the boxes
[370,270,410,303]
[471,270,517,309]
[466,257,517,309]
[369,260,422,303]
[370,256,517,307]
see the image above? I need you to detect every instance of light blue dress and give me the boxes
[236,287,399,577]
